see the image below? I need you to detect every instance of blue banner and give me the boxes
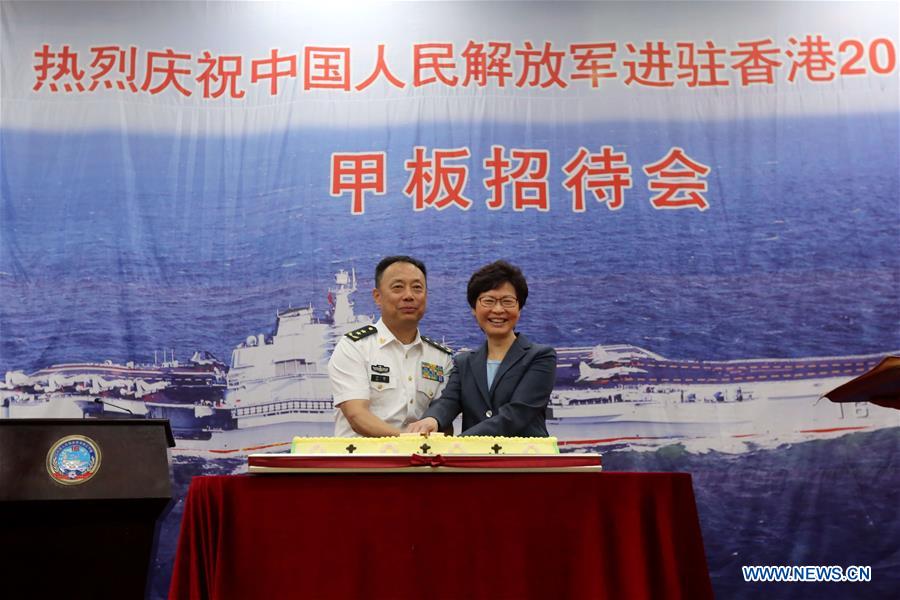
[2,2,898,597]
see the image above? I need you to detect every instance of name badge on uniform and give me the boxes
[371,374,390,383]
[421,362,444,383]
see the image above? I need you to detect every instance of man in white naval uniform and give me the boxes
[329,256,453,437]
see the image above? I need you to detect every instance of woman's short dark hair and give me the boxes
[375,255,427,287]
[467,260,529,309]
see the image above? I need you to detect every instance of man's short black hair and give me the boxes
[374,255,427,287]
[467,260,529,309]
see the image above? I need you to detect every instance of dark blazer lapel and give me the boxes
[470,343,491,407]
[489,333,531,397]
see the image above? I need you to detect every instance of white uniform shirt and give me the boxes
[329,318,453,437]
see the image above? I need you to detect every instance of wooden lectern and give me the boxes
[0,418,175,599]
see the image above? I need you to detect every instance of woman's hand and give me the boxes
[406,417,439,434]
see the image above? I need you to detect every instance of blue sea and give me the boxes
[1,113,899,373]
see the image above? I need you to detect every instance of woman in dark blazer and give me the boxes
[407,260,557,437]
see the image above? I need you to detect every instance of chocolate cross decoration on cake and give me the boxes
[419,443,431,454]
[491,443,503,454]
[346,444,357,454]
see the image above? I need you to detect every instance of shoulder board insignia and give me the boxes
[422,336,453,355]
[345,325,377,342]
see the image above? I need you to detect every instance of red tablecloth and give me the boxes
[169,472,712,600]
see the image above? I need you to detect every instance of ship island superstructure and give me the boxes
[145,269,373,437]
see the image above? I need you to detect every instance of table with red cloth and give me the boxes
[169,472,712,600]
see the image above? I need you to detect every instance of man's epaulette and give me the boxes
[422,336,453,355]
[345,325,377,341]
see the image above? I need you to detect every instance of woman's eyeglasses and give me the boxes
[477,296,519,309]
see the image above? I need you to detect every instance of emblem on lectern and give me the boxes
[46,435,101,485]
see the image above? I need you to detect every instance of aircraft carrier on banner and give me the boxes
[168,268,895,455]
[549,344,899,448]
[0,351,227,420]
[3,268,898,455]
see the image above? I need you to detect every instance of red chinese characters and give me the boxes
[30,36,897,97]
[730,38,782,86]
[642,147,711,211]
[141,48,193,96]
[623,41,675,87]
[305,47,351,91]
[786,35,837,82]
[403,147,472,210]
[562,146,633,211]
[87,45,139,92]
[33,44,85,92]
[484,146,551,211]
[331,145,711,214]
[251,49,298,95]
[676,41,729,88]
[569,43,618,87]
[356,44,406,90]
[461,41,514,87]
[331,153,387,215]
[515,42,567,89]
[413,43,458,87]
[197,51,245,99]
